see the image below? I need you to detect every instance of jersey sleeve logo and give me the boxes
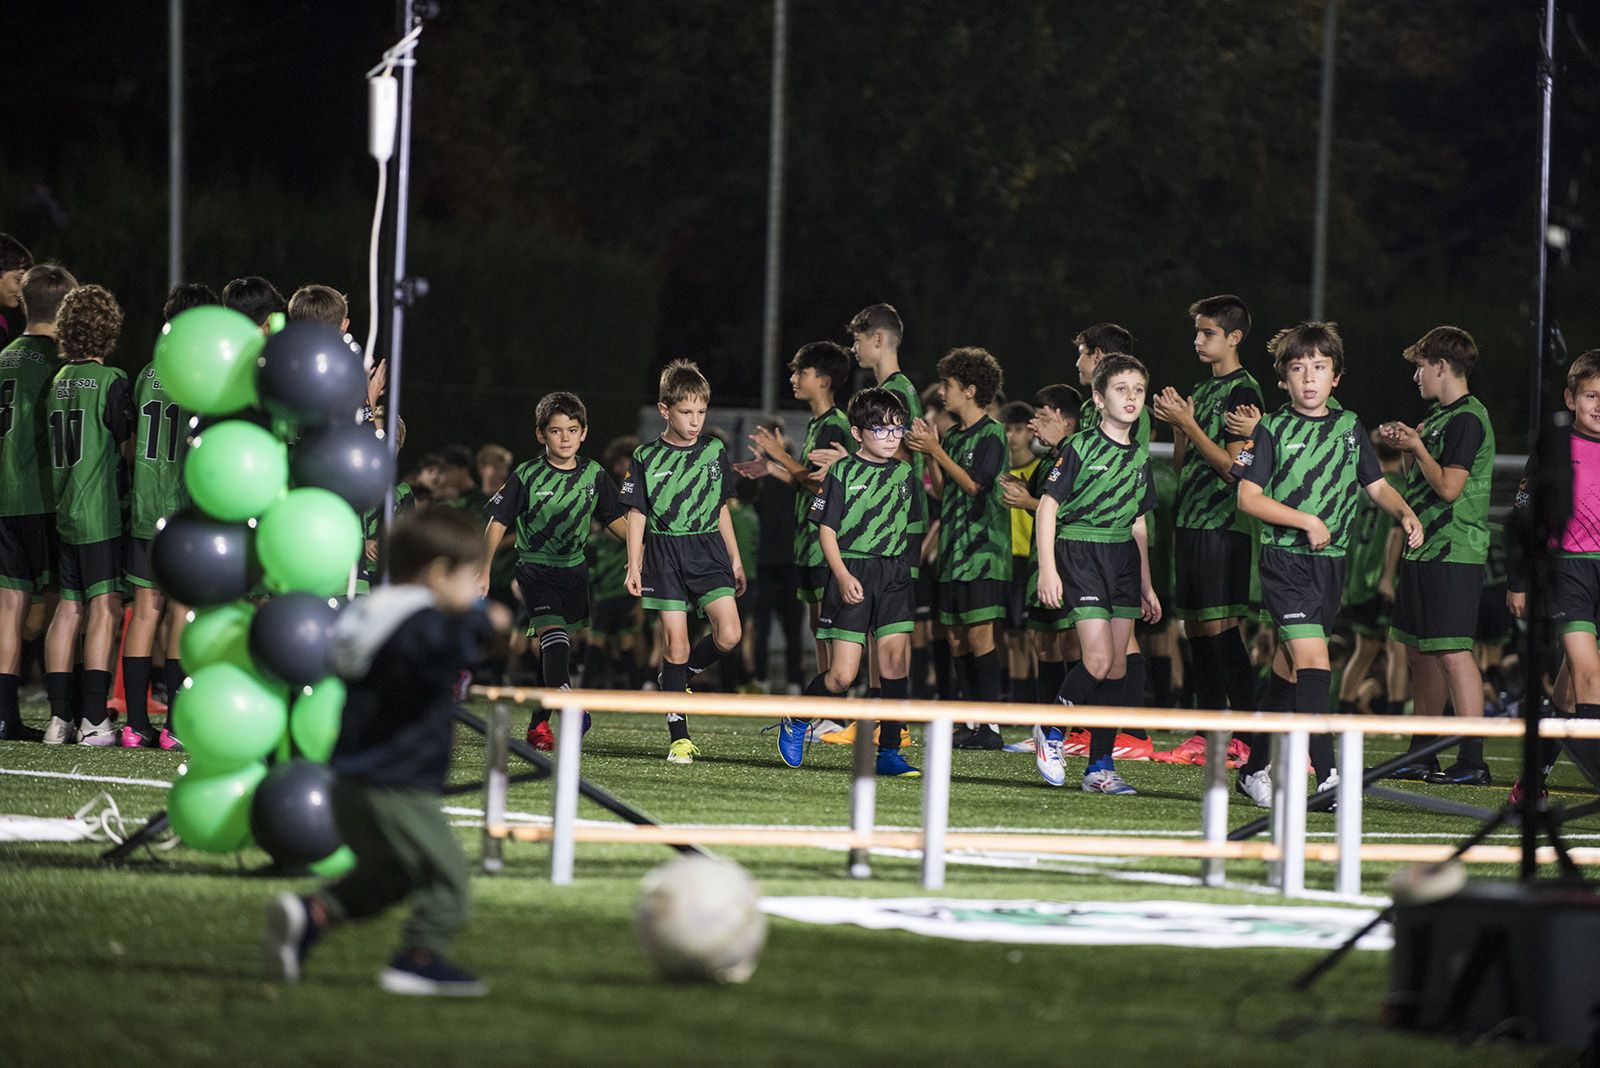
[1236,448,1254,468]
[810,495,825,512]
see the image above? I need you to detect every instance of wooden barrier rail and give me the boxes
[470,686,1600,898]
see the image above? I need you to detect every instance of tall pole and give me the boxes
[167,0,184,290]
[1531,0,1557,441]
[1309,0,1337,320]
[759,0,789,414]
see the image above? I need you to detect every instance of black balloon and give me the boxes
[249,592,340,688]
[291,422,396,512]
[150,510,257,607]
[250,760,342,866]
[256,322,367,427]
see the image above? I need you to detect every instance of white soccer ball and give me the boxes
[634,857,767,984]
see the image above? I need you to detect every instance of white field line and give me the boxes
[0,767,174,789]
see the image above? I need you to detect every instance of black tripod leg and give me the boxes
[100,811,171,864]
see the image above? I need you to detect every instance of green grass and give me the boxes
[2,697,1580,1066]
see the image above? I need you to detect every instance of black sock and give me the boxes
[164,659,186,735]
[910,646,931,700]
[1385,699,1406,716]
[1294,668,1334,781]
[1059,661,1099,706]
[686,635,726,678]
[1337,698,1357,714]
[971,651,1001,703]
[45,671,72,723]
[1009,675,1035,704]
[1241,672,1294,774]
[953,652,975,702]
[866,687,880,700]
[1087,676,1122,763]
[70,665,83,720]
[82,669,112,727]
[879,675,908,750]
[662,661,690,740]
[1037,659,1066,706]
[539,629,571,689]
[20,637,42,685]
[1458,735,1485,766]
[122,656,153,732]
[0,674,19,729]
[1219,630,1257,712]
[1121,653,1148,738]
[931,642,954,698]
[1188,634,1224,710]
[1148,655,1173,707]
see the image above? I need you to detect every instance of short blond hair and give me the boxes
[658,359,710,407]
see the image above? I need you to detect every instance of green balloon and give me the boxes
[183,420,288,522]
[257,488,363,596]
[179,662,289,771]
[290,677,346,762]
[309,845,356,878]
[168,759,268,853]
[179,601,257,671]
[153,306,264,416]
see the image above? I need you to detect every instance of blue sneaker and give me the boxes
[1082,768,1137,795]
[777,717,809,767]
[876,749,921,778]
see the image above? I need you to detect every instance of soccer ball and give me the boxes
[634,857,767,984]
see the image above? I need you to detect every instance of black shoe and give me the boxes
[0,719,45,742]
[957,725,1004,750]
[1383,761,1439,782]
[1424,762,1492,787]
[379,949,488,997]
[951,725,979,748]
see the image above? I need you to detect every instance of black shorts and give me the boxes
[1476,583,1511,644]
[1258,546,1344,641]
[817,556,915,645]
[591,594,638,637]
[641,532,735,614]
[515,561,590,632]
[797,564,827,604]
[1390,558,1483,653]
[937,577,1008,627]
[0,513,57,593]
[125,536,157,590]
[1006,556,1031,630]
[1053,538,1140,625]
[1344,595,1392,637]
[58,537,125,601]
[1173,527,1253,623]
[1551,555,1600,636]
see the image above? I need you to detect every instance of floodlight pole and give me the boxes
[1309,0,1337,320]
[758,0,789,414]
[167,0,184,290]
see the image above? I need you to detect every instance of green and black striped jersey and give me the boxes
[1400,395,1495,565]
[1026,438,1070,561]
[1175,368,1262,532]
[1080,395,1152,452]
[1041,426,1158,543]
[588,525,630,600]
[936,415,1011,581]
[809,454,915,559]
[1344,471,1403,603]
[130,364,189,539]
[487,454,625,567]
[1233,406,1382,557]
[619,435,733,536]
[48,359,133,545]
[880,371,927,534]
[792,407,852,570]
[0,334,58,517]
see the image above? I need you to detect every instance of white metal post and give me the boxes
[848,717,878,879]
[1280,730,1310,897]
[1202,730,1229,886]
[482,702,509,874]
[1336,729,1364,896]
[550,703,584,885]
[920,718,953,889]
[1268,733,1285,887]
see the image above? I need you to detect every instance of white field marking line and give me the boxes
[0,767,174,790]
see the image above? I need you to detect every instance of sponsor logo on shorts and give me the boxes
[1079,595,1100,602]
[1283,612,1306,620]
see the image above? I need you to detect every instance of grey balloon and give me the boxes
[291,422,395,512]
[250,760,343,866]
[256,321,367,427]
[150,510,257,607]
[249,592,340,689]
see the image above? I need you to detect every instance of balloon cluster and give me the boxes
[151,309,394,872]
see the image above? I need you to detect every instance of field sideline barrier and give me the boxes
[470,686,1600,898]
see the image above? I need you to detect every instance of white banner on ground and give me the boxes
[759,897,1392,951]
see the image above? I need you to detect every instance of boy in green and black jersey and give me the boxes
[1335,431,1404,717]
[775,388,921,777]
[1381,326,1498,785]
[907,347,1012,738]
[621,360,747,764]
[121,282,218,748]
[483,391,626,751]
[1150,294,1264,761]
[41,285,134,746]
[1034,355,1162,794]
[0,265,75,741]
[1231,321,1421,800]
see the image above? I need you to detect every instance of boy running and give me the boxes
[776,387,921,777]
[483,391,627,749]
[622,360,747,764]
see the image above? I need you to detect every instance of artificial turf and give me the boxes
[2,695,1581,1066]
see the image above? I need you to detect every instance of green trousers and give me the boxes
[320,781,471,956]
